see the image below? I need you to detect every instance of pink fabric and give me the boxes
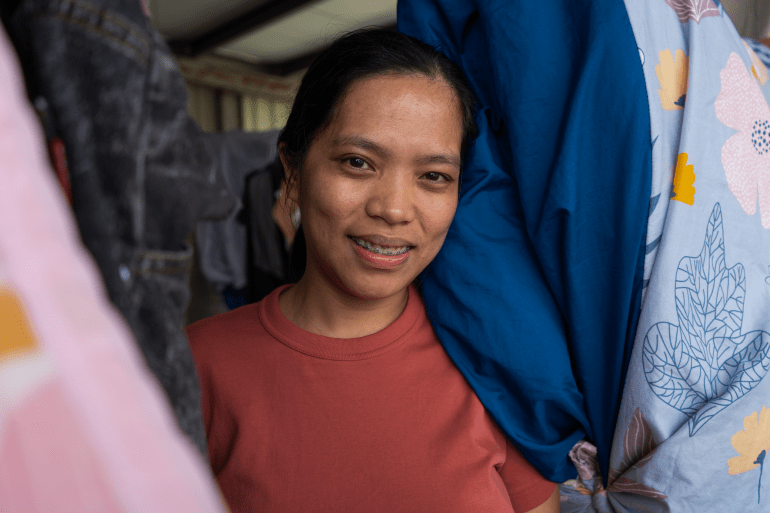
[0,381,125,512]
[715,52,770,228]
[0,24,226,513]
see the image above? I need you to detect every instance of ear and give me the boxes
[278,143,300,206]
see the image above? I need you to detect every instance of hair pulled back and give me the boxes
[278,27,477,181]
[279,28,477,281]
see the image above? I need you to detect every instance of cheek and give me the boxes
[421,194,458,245]
[302,174,363,225]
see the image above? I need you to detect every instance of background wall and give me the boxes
[180,54,303,133]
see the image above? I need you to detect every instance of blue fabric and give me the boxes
[398,0,651,483]
[559,2,770,509]
[745,37,770,67]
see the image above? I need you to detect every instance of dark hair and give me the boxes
[280,27,478,281]
[279,27,477,181]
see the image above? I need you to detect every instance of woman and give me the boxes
[188,28,559,513]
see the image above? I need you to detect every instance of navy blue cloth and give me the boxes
[399,0,651,483]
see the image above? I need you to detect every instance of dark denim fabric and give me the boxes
[10,0,236,454]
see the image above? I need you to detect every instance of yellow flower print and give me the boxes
[671,153,695,205]
[729,406,770,504]
[743,41,769,86]
[656,49,689,111]
[0,288,38,358]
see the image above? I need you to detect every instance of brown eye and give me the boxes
[423,172,447,182]
[347,157,368,169]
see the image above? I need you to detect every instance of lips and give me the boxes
[349,236,411,255]
[348,235,413,269]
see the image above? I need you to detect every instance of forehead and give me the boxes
[320,74,463,152]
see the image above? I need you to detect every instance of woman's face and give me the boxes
[288,73,463,302]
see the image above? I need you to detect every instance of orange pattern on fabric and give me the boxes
[672,153,696,205]
[0,288,38,357]
[729,406,770,475]
[656,49,689,111]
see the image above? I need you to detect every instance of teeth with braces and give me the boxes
[351,236,410,256]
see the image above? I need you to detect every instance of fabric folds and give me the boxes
[0,22,226,511]
[7,0,237,453]
[398,0,651,482]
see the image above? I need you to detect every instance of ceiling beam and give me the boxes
[257,21,398,76]
[168,0,321,58]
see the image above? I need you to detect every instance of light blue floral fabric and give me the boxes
[400,0,770,507]
[563,1,770,511]
[400,0,770,509]
[746,38,770,67]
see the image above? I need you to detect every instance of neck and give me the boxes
[278,273,409,339]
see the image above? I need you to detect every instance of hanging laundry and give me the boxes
[596,2,770,511]
[399,0,651,484]
[244,157,291,303]
[6,0,237,454]
[195,129,280,293]
[400,0,770,510]
[0,23,226,511]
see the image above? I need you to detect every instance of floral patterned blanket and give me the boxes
[400,0,770,510]
[564,2,770,511]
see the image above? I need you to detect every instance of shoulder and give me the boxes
[187,286,288,362]
[187,302,260,349]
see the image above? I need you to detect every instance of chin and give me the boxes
[339,275,413,302]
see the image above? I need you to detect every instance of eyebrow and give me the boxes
[415,154,462,170]
[332,135,461,170]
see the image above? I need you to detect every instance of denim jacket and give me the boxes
[9,0,236,454]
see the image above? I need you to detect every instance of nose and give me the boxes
[365,172,415,225]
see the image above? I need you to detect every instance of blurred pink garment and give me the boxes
[0,24,226,513]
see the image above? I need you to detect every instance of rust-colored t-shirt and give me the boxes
[188,285,555,512]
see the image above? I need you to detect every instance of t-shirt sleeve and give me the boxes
[498,438,557,512]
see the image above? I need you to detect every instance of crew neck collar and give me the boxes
[258,284,422,361]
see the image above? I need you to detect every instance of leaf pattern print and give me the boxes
[608,408,665,500]
[643,204,770,436]
[609,408,665,486]
[665,0,720,24]
[619,408,657,473]
[609,478,668,500]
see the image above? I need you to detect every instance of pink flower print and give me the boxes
[715,52,770,228]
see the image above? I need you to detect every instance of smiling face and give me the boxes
[285,73,463,303]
